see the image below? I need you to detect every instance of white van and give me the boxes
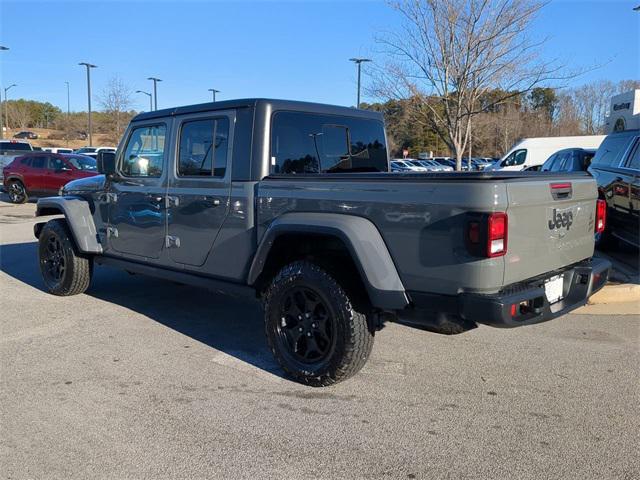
[486,135,606,171]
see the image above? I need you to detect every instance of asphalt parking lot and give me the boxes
[1,200,638,480]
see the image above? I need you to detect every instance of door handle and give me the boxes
[146,194,163,203]
[203,197,221,207]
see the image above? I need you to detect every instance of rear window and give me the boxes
[270,111,388,174]
[0,142,31,151]
[591,133,635,168]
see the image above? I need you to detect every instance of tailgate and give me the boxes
[504,175,597,285]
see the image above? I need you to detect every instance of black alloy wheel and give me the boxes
[276,286,336,364]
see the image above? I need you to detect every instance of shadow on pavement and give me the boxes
[0,241,285,380]
[595,243,639,285]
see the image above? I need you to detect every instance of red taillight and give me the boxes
[466,212,508,258]
[595,199,606,233]
[487,212,508,257]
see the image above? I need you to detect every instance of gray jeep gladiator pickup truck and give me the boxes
[34,99,611,386]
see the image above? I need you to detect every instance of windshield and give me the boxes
[65,155,97,170]
[76,147,96,154]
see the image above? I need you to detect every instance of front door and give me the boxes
[108,122,170,259]
[166,112,233,267]
[46,156,74,193]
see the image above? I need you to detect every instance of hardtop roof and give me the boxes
[132,98,384,122]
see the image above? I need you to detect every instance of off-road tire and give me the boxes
[263,261,374,387]
[38,219,92,296]
[7,179,28,204]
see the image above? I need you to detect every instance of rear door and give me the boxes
[165,111,234,267]
[26,155,49,192]
[504,175,598,285]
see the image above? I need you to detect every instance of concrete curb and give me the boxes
[588,283,640,305]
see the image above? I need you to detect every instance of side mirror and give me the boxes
[97,150,117,175]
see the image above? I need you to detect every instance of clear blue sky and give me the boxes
[1,0,638,113]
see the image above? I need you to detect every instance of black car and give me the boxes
[588,129,639,248]
[13,131,38,139]
[541,148,597,172]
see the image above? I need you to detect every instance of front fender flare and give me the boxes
[35,196,102,254]
[248,212,408,310]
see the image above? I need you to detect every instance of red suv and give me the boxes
[2,153,99,203]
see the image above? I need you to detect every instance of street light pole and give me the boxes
[78,62,97,146]
[348,58,371,109]
[208,88,220,102]
[65,81,70,117]
[0,46,9,138]
[3,84,17,133]
[136,90,153,111]
[147,77,162,110]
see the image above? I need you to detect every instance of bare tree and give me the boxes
[7,102,31,129]
[98,76,134,140]
[372,0,571,170]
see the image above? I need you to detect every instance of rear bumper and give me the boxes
[408,257,611,328]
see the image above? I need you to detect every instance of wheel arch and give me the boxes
[248,213,408,310]
[34,196,102,254]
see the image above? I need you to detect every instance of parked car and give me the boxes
[418,159,453,172]
[486,135,605,172]
[2,153,98,203]
[13,131,38,139]
[390,160,413,172]
[540,148,597,173]
[33,98,610,386]
[433,157,470,171]
[588,129,639,248]
[74,146,116,159]
[390,159,427,172]
[471,158,493,170]
[43,147,74,154]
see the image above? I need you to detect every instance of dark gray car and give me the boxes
[33,99,610,386]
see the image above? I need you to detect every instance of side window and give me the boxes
[541,153,557,171]
[121,124,166,177]
[502,149,526,166]
[31,156,46,169]
[624,138,640,171]
[551,152,569,172]
[513,149,527,166]
[178,117,229,177]
[271,113,320,174]
[20,158,31,166]
[592,134,633,168]
[49,157,66,170]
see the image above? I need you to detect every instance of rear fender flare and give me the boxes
[34,196,102,254]
[248,213,408,310]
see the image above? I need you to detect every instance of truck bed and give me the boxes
[257,171,598,296]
